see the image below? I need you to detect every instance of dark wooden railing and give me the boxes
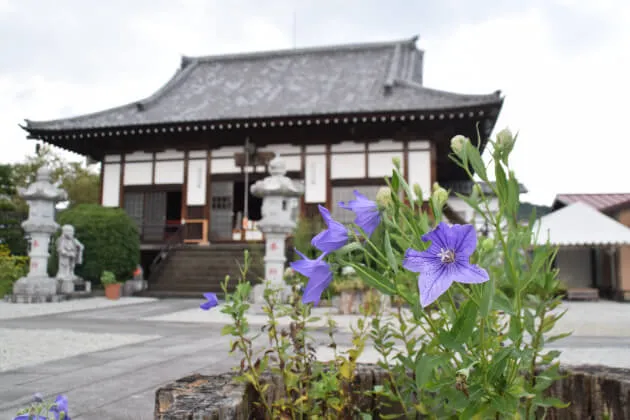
[149,223,185,281]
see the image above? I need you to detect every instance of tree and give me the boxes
[0,164,17,198]
[11,145,100,208]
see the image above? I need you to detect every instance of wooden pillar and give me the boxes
[118,154,125,208]
[181,150,189,222]
[402,140,409,183]
[430,142,438,188]
[325,144,332,210]
[299,145,306,218]
[205,150,212,241]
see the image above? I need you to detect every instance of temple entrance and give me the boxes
[123,186,183,243]
[233,180,263,230]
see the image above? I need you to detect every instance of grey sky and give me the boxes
[0,0,628,205]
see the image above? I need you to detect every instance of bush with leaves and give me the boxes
[204,128,569,419]
[0,244,28,297]
[48,204,140,283]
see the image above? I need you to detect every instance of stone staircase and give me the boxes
[143,244,265,298]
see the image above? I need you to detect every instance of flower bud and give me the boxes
[496,128,513,148]
[471,183,482,199]
[431,185,449,207]
[480,237,494,252]
[392,156,401,169]
[413,184,423,201]
[376,186,393,208]
[450,135,470,154]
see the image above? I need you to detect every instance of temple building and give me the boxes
[21,36,506,292]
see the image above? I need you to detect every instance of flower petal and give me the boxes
[421,222,452,249]
[302,264,333,305]
[311,205,349,252]
[451,224,478,257]
[402,248,440,273]
[354,209,380,237]
[454,262,490,284]
[418,269,454,307]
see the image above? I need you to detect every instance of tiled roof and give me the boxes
[443,180,528,196]
[554,194,630,212]
[535,202,630,247]
[24,36,502,132]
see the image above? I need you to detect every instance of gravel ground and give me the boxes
[0,327,161,372]
[0,297,157,320]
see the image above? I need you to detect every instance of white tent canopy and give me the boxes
[534,201,630,247]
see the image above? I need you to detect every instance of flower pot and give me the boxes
[104,283,122,300]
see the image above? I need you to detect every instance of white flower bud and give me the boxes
[450,135,470,154]
[376,186,393,207]
[496,128,514,149]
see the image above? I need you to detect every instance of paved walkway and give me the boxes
[0,298,629,419]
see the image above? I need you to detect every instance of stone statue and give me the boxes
[56,225,84,284]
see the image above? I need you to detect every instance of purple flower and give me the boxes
[49,395,70,420]
[311,205,348,252]
[32,393,44,403]
[290,249,333,306]
[339,190,380,237]
[200,292,219,310]
[13,416,47,420]
[403,222,489,307]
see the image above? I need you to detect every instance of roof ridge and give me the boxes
[394,78,502,99]
[184,35,420,64]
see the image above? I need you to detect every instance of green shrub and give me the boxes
[100,270,118,285]
[0,200,28,256]
[0,244,28,297]
[48,204,140,283]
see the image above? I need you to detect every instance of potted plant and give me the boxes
[101,270,121,300]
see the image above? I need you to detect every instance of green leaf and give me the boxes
[535,397,570,409]
[348,262,396,295]
[478,278,494,317]
[383,231,398,273]
[414,354,442,388]
[492,289,514,314]
[452,300,478,343]
[546,331,572,344]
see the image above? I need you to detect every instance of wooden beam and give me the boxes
[325,144,332,209]
[299,144,306,218]
[118,154,125,208]
[98,160,105,206]
[181,150,189,223]
[205,150,212,240]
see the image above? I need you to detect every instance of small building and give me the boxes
[539,194,630,300]
[20,36,505,293]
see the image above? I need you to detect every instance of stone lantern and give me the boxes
[249,155,304,302]
[11,166,67,302]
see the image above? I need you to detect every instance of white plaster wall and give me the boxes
[408,140,430,150]
[211,158,240,174]
[187,159,207,206]
[259,143,301,155]
[212,146,243,158]
[188,150,208,159]
[331,153,365,179]
[123,162,152,185]
[368,152,404,178]
[155,149,184,160]
[305,154,326,203]
[125,151,152,161]
[104,154,120,163]
[306,145,326,153]
[447,196,499,228]
[556,249,592,288]
[368,139,403,151]
[154,160,184,184]
[102,163,121,207]
[331,141,363,152]
[408,151,431,198]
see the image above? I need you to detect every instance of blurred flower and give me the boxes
[339,190,381,237]
[32,393,44,403]
[341,266,356,276]
[403,222,489,307]
[375,186,393,208]
[431,184,449,207]
[450,135,470,154]
[290,249,333,305]
[496,128,514,149]
[49,395,70,420]
[311,205,348,253]
[200,292,218,311]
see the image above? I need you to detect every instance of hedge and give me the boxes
[0,244,28,298]
[48,204,140,283]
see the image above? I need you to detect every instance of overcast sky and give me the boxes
[0,0,628,205]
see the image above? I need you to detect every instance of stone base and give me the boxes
[4,294,68,303]
[12,275,57,297]
[250,283,292,304]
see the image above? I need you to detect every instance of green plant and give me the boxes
[48,204,140,282]
[100,270,118,285]
[208,127,569,419]
[0,244,28,297]
[0,200,28,256]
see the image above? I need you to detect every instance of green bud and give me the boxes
[376,186,393,208]
[450,135,470,154]
[480,237,494,252]
[412,183,423,202]
[431,186,449,207]
[471,183,482,199]
[496,128,513,148]
[392,156,401,169]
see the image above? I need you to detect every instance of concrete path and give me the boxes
[0,298,629,419]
